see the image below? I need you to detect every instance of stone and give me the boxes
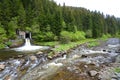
[47,56,53,60]
[84,65,88,68]
[72,54,81,59]
[20,59,25,64]
[0,64,5,71]
[81,55,87,58]
[36,51,43,55]
[115,73,120,78]
[103,49,107,52]
[18,55,23,58]
[111,78,117,80]
[30,55,37,61]
[115,55,120,63]
[88,70,98,77]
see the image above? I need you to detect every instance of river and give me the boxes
[0,38,120,80]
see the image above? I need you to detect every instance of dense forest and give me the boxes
[0,0,120,46]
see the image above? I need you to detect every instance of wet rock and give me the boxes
[18,55,24,58]
[84,65,88,68]
[115,49,120,53]
[88,70,98,77]
[103,49,107,52]
[4,75,11,80]
[81,55,87,58]
[108,50,112,53]
[107,38,120,45]
[0,64,5,71]
[115,55,120,63]
[110,63,120,67]
[36,51,43,55]
[47,56,53,60]
[111,78,117,80]
[20,59,26,64]
[98,68,114,80]
[115,73,120,78]
[30,55,37,61]
[8,39,24,48]
[111,73,117,78]
[72,54,81,59]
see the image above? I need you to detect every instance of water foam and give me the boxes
[12,38,48,52]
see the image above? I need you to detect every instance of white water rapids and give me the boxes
[12,38,49,52]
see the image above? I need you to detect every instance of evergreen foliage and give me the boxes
[0,0,120,45]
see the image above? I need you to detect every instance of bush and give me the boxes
[33,32,56,42]
[0,24,7,49]
[101,34,111,39]
[0,43,5,49]
[44,32,56,41]
[71,31,86,41]
[59,31,71,44]
[5,41,12,47]
[59,31,86,44]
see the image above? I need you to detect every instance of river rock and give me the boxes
[88,70,98,77]
[115,55,120,63]
[47,56,53,60]
[30,55,37,61]
[0,64,5,71]
[72,54,81,59]
[18,55,24,58]
[81,55,87,58]
[36,51,43,55]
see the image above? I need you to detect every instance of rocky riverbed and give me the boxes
[0,38,120,80]
[22,38,120,80]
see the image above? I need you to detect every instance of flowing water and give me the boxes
[12,38,49,52]
[0,38,50,80]
[21,38,120,80]
[0,38,120,80]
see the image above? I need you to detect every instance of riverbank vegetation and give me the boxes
[0,0,120,49]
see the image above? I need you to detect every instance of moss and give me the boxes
[114,67,120,73]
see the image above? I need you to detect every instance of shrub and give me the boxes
[44,32,56,41]
[101,34,111,39]
[59,31,86,44]
[70,31,86,41]
[59,31,71,44]
[0,43,5,49]
[33,32,56,42]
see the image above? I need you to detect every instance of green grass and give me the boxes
[37,41,58,46]
[87,41,100,48]
[37,39,96,53]
[35,39,99,57]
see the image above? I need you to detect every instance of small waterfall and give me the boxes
[12,38,49,52]
[24,38,31,46]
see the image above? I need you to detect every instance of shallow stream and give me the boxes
[0,38,119,80]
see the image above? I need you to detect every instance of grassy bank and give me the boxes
[39,39,97,52]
